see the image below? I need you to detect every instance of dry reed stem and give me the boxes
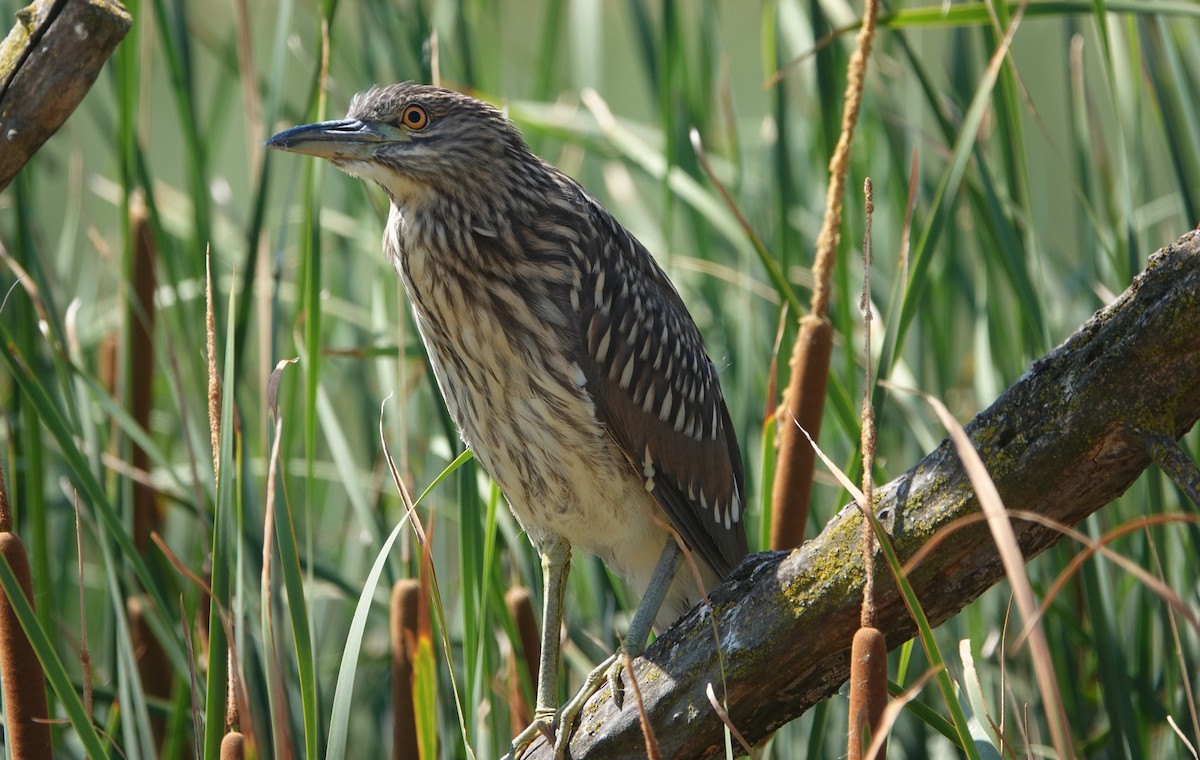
[923,393,1072,759]
[504,586,540,730]
[810,0,878,318]
[0,460,8,533]
[624,649,660,760]
[392,579,420,760]
[205,249,220,483]
[858,176,878,627]
[704,682,755,757]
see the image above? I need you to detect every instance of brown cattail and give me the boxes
[848,626,888,760]
[391,579,420,760]
[771,314,833,549]
[219,730,246,760]
[0,465,54,759]
[129,197,159,553]
[776,0,878,552]
[504,586,540,729]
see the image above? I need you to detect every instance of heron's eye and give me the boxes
[401,104,430,130]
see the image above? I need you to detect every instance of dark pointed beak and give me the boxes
[266,119,392,161]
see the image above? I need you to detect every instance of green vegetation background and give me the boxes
[1,0,1198,758]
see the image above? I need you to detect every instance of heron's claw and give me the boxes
[552,653,627,757]
[509,652,639,759]
[506,710,557,760]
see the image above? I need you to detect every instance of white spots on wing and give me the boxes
[642,445,655,478]
[472,225,497,238]
[711,405,719,441]
[570,362,587,387]
[596,326,612,364]
[619,354,635,389]
[641,382,656,414]
[673,402,686,434]
[659,388,673,423]
[594,269,607,312]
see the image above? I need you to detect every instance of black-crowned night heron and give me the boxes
[268,83,748,758]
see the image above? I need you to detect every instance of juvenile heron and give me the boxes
[268,83,748,757]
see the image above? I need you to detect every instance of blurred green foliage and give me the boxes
[1,0,1198,758]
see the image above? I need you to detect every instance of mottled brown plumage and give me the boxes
[268,83,747,756]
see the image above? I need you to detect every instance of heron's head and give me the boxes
[267,83,540,208]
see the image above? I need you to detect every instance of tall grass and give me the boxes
[1,0,1198,757]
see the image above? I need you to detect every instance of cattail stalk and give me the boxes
[391,579,420,760]
[504,586,541,730]
[848,178,888,760]
[0,464,53,759]
[771,0,879,550]
[220,730,246,760]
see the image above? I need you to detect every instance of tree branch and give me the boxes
[0,0,130,193]
[527,229,1200,759]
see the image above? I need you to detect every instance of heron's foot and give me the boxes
[507,708,557,760]
[553,652,629,756]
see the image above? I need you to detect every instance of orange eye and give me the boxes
[400,104,430,130]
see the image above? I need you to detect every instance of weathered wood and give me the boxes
[522,230,1200,759]
[0,0,130,192]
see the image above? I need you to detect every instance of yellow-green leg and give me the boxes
[508,537,571,759]
[553,539,684,757]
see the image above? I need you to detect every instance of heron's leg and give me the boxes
[553,539,683,757]
[622,537,684,657]
[508,536,571,759]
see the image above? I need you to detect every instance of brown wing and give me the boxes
[571,193,748,577]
